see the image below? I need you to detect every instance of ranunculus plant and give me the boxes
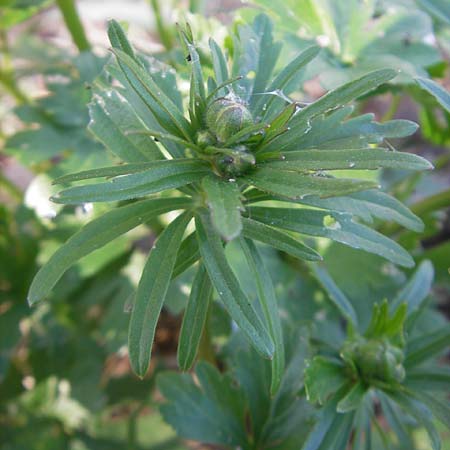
[27,15,433,395]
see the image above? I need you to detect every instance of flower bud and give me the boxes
[215,145,255,178]
[206,97,253,143]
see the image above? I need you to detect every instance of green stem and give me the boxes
[148,0,173,51]
[56,0,91,52]
[381,94,401,122]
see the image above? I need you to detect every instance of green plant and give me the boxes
[27,15,433,392]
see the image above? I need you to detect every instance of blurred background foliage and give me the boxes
[0,0,449,449]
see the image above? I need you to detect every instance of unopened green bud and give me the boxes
[206,97,253,143]
[215,145,255,178]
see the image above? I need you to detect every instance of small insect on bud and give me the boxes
[206,97,253,143]
[215,145,255,177]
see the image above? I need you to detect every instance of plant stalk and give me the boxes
[148,0,173,51]
[56,0,91,52]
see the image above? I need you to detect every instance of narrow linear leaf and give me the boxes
[27,197,191,305]
[107,19,136,60]
[209,38,229,95]
[405,326,450,367]
[112,48,193,141]
[195,212,274,358]
[52,162,159,185]
[410,390,450,431]
[391,260,434,312]
[387,390,441,450]
[416,77,450,112]
[247,207,414,267]
[246,167,378,200]
[88,90,162,162]
[264,148,432,171]
[313,265,358,325]
[239,238,285,394]
[256,45,320,117]
[172,232,200,279]
[241,217,321,261]
[52,159,209,204]
[269,69,397,152]
[129,211,192,377]
[406,367,450,392]
[203,175,243,241]
[295,189,424,233]
[178,265,213,371]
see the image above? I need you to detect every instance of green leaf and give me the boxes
[52,161,159,184]
[177,265,213,371]
[390,260,434,313]
[241,217,321,261]
[406,367,450,392]
[245,168,378,200]
[247,207,414,267]
[336,382,367,413]
[88,90,162,162]
[239,238,285,394]
[128,211,192,377]
[202,176,243,241]
[387,390,441,450]
[195,212,274,358]
[416,77,450,112]
[304,357,347,405]
[172,232,200,279]
[405,326,450,367]
[111,48,193,141]
[295,189,424,232]
[27,197,191,305]
[209,38,229,95]
[52,159,209,204]
[411,390,450,431]
[313,265,358,325]
[158,362,248,446]
[263,148,432,171]
[267,69,397,152]
[107,19,136,60]
[232,14,281,105]
[255,45,321,118]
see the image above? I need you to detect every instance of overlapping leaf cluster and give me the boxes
[28,15,432,389]
[303,261,450,450]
